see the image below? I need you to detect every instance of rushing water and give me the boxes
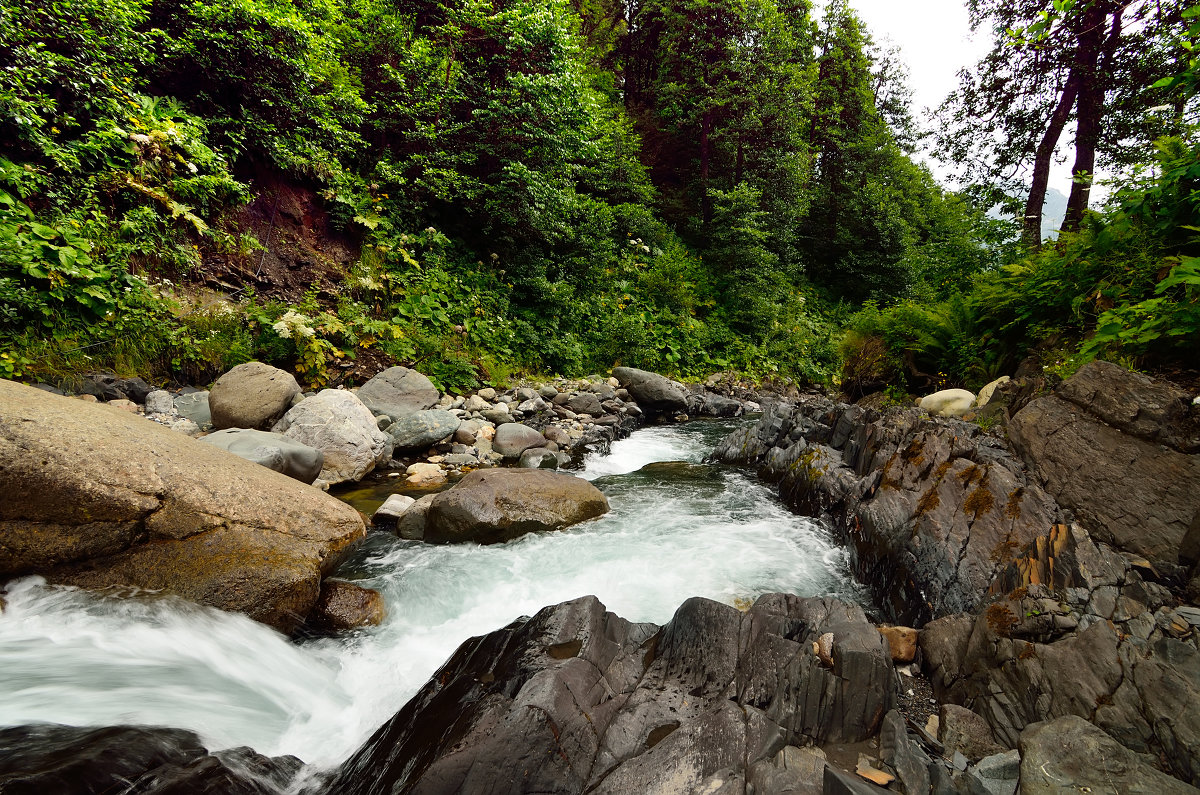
[0,418,864,773]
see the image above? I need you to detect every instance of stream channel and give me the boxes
[0,417,866,777]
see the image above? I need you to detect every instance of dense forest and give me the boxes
[1,0,1197,394]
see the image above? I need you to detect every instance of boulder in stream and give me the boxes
[0,379,365,632]
[612,366,689,414]
[416,468,608,544]
[355,366,440,422]
[199,428,323,484]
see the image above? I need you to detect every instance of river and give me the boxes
[0,418,864,775]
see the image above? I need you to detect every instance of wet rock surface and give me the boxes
[712,363,1200,789]
[325,593,895,794]
[0,724,301,795]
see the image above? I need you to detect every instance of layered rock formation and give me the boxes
[325,593,894,794]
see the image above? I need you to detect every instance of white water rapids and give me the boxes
[0,419,864,773]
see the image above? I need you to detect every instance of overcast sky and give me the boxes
[841,0,1080,204]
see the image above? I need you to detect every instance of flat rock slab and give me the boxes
[0,379,364,632]
[199,428,323,484]
[422,469,608,544]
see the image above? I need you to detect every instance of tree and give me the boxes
[939,0,1191,246]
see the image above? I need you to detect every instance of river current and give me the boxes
[0,418,864,773]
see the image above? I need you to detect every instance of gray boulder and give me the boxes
[0,379,364,632]
[385,409,459,452]
[419,469,608,544]
[612,366,689,414]
[199,428,323,484]
[173,391,211,429]
[356,367,439,421]
[144,389,174,415]
[208,362,300,430]
[567,392,603,416]
[272,389,393,487]
[492,422,547,458]
[518,448,559,469]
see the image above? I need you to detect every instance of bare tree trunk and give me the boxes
[1063,4,1122,232]
[1023,74,1078,247]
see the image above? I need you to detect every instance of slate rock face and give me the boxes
[714,396,1056,625]
[1019,715,1199,795]
[1008,383,1200,576]
[326,593,894,794]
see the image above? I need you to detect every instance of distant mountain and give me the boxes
[1041,187,1068,240]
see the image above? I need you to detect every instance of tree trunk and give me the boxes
[1062,4,1122,232]
[1022,74,1079,247]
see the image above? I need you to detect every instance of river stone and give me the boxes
[208,362,301,430]
[463,394,490,413]
[420,469,607,544]
[199,428,323,484]
[308,580,385,631]
[1020,715,1198,794]
[385,409,459,451]
[612,366,689,414]
[355,366,440,421]
[272,389,393,487]
[77,373,154,403]
[493,422,547,458]
[396,494,435,540]
[518,448,559,470]
[918,388,976,418]
[974,376,1011,408]
[567,392,603,416]
[405,462,446,487]
[173,391,211,429]
[372,494,416,527]
[965,750,1020,795]
[144,389,174,415]
[0,379,365,632]
[939,704,1004,760]
[481,407,510,425]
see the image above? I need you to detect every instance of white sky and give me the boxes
[843,0,1082,204]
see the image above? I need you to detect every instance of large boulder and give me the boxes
[385,409,459,452]
[172,391,212,429]
[355,367,439,421]
[326,594,894,794]
[612,366,689,414]
[492,422,547,459]
[1009,364,1200,575]
[0,379,365,632]
[208,362,301,430]
[272,389,393,487]
[419,469,609,544]
[198,428,323,484]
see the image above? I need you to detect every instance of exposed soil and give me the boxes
[194,167,362,306]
